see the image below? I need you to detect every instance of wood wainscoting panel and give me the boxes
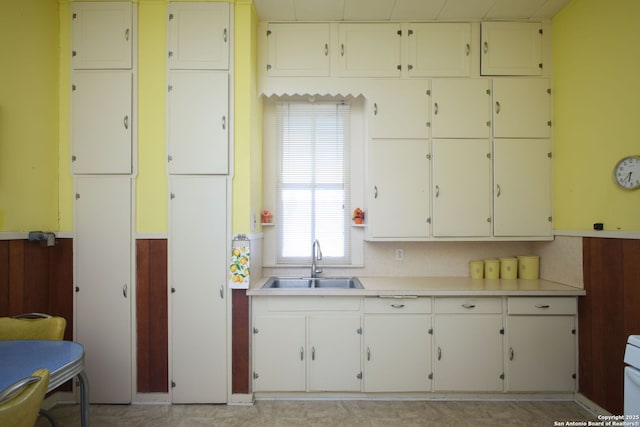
[580,237,640,415]
[136,239,169,393]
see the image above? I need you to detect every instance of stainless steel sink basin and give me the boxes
[262,277,363,289]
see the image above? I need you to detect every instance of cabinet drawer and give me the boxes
[434,297,502,314]
[265,296,361,312]
[364,297,431,314]
[507,297,576,315]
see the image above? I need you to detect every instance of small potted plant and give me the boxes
[352,208,365,224]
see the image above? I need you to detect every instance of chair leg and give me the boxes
[38,409,58,427]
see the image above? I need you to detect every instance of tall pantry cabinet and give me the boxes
[70,2,135,403]
[167,2,231,404]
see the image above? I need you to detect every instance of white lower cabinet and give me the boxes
[505,297,577,392]
[363,297,432,392]
[433,298,504,391]
[252,297,362,392]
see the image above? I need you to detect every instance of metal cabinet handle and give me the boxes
[483,41,488,54]
[374,102,378,116]
[125,28,130,42]
[495,101,501,114]
[434,102,439,115]
[223,28,228,43]
[435,185,440,198]
[124,115,129,130]
[222,116,226,130]
[300,347,304,361]
[123,284,128,298]
[535,304,550,309]
[341,43,344,56]
[390,304,405,309]
[465,43,470,56]
[374,186,378,199]
[367,347,371,361]
[461,303,476,309]
[437,347,442,361]
[496,184,501,197]
[324,43,328,56]
[312,346,316,361]
[219,285,224,299]
[509,347,514,361]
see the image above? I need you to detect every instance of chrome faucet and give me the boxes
[311,239,323,278]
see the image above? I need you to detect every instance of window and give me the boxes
[276,102,351,265]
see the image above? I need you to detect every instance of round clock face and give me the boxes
[614,155,640,189]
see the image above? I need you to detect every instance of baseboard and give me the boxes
[229,393,255,405]
[133,393,170,404]
[42,391,76,409]
[574,393,612,417]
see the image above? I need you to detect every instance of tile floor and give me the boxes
[35,399,597,426]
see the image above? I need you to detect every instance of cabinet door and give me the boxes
[337,23,401,77]
[431,79,491,139]
[364,315,431,392]
[481,22,542,76]
[494,139,552,237]
[407,23,471,77]
[432,139,492,237]
[506,316,576,391]
[167,71,228,174]
[369,80,430,139]
[493,78,551,138]
[170,176,227,403]
[266,23,329,76]
[368,139,430,240]
[75,176,132,403]
[167,2,229,70]
[71,2,132,69]
[433,314,503,391]
[71,71,132,174]
[308,315,362,392]
[253,315,306,392]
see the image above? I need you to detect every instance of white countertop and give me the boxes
[247,276,586,297]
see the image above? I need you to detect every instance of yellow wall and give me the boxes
[552,0,640,232]
[233,0,262,234]
[0,0,60,232]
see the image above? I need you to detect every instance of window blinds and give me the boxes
[276,102,351,264]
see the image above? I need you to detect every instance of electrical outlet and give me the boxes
[395,249,404,261]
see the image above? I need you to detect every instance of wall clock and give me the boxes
[614,155,640,190]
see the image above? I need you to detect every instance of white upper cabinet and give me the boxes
[266,23,330,76]
[337,23,402,77]
[407,23,471,77]
[71,2,132,69]
[432,139,492,238]
[369,80,430,139]
[481,22,543,76]
[493,139,552,237]
[368,139,430,240]
[71,71,132,174]
[168,2,229,70]
[493,78,552,138]
[167,71,229,174]
[431,79,491,139]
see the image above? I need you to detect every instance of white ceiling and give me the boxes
[253,0,572,22]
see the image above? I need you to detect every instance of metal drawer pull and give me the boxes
[374,186,378,199]
[437,347,442,361]
[312,346,316,361]
[535,304,550,309]
[462,303,476,309]
[390,304,405,308]
[496,184,501,197]
[483,41,488,54]
[223,28,228,42]
[434,102,439,115]
[509,347,514,361]
[374,102,378,115]
[465,43,470,56]
[123,284,128,298]
[324,43,328,56]
[123,115,129,130]
[222,116,226,130]
[367,347,371,361]
[125,28,130,42]
[300,347,304,361]
[341,43,344,56]
[435,185,440,198]
[495,101,501,114]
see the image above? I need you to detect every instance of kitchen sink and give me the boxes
[262,277,364,289]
